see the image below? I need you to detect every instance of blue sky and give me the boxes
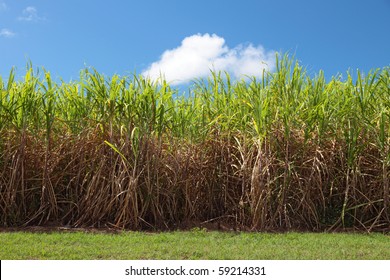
[0,0,389,85]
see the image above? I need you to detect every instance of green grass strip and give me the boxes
[1,230,389,260]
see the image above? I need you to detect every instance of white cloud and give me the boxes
[18,6,45,21]
[0,28,16,38]
[142,33,275,85]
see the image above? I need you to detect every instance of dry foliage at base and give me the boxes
[1,55,389,231]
